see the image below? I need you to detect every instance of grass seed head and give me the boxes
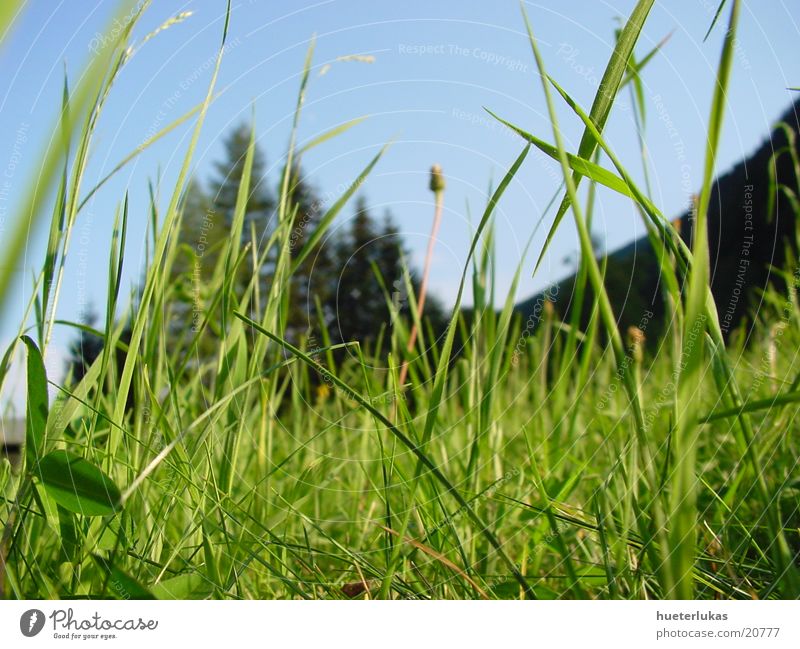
[626,325,646,363]
[429,163,445,193]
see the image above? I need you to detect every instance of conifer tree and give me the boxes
[208,123,275,303]
[332,199,445,352]
[283,165,337,339]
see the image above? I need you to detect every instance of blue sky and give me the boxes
[1,0,799,410]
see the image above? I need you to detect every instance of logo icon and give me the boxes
[20,609,45,637]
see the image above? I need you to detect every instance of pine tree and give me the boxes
[332,199,445,352]
[208,123,275,301]
[334,197,380,345]
[63,123,445,386]
[170,179,221,303]
[209,123,274,229]
[283,164,337,340]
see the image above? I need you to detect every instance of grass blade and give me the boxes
[21,336,48,471]
[529,0,655,276]
[36,450,122,517]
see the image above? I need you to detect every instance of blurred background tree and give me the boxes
[65,123,444,382]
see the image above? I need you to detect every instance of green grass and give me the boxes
[1,0,799,600]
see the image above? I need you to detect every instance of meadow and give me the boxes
[1,0,799,600]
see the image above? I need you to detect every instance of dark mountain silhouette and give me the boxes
[516,98,800,342]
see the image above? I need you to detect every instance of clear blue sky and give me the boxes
[1,0,799,410]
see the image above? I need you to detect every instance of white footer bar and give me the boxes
[2,600,798,648]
